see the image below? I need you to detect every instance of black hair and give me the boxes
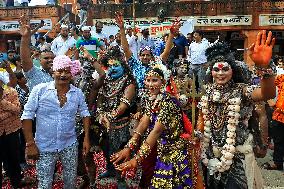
[71,26,80,35]
[146,67,165,79]
[109,35,114,39]
[7,49,16,54]
[99,46,137,85]
[95,21,103,27]
[193,30,203,38]
[14,71,25,80]
[38,36,45,40]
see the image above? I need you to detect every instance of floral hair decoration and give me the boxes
[146,63,171,82]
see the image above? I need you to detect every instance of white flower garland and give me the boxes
[199,91,241,175]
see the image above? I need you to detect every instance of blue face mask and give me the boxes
[108,65,125,79]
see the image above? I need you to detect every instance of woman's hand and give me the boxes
[248,30,275,67]
[132,112,142,120]
[110,148,131,165]
[114,158,138,177]
[99,115,110,130]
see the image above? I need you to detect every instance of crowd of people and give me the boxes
[0,11,281,189]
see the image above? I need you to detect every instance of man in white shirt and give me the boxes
[125,25,138,59]
[91,21,108,48]
[187,30,209,90]
[137,26,155,52]
[51,25,77,56]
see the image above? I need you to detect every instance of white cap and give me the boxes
[60,24,68,29]
[140,26,149,31]
[125,25,132,29]
[81,26,91,31]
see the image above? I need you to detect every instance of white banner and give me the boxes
[93,15,251,37]
[194,15,252,26]
[0,19,52,32]
[259,14,284,26]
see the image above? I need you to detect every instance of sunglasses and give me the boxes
[212,66,230,72]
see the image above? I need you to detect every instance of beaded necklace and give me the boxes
[199,81,242,176]
[101,75,128,98]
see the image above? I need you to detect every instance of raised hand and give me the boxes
[170,18,182,34]
[19,15,31,37]
[115,11,124,29]
[248,30,276,67]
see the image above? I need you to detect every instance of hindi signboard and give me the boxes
[94,15,251,36]
[194,15,252,26]
[259,14,284,26]
[0,19,52,32]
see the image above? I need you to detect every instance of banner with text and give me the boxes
[259,14,284,26]
[94,15,251,37]
[0,19,52,32]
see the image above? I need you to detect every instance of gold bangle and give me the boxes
[135,141,151,164]
[125,137,139,151]
[133,130,142,137]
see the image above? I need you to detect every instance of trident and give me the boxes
[184,73,204,186]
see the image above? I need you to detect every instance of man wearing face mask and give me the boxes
[19,16,54,91]
[96,46,136,180]
[51,24,77,56]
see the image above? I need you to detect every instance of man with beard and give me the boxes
[92,21,109,48]
[21,55,91,189]
[96,46,136,182]
[51,24,77,56]
[19,16,54,91]
[137,26,155,52]
[125,25,138,59]
[76,26,105,59]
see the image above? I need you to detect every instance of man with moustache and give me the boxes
[76,26,105,59]
[92,21,109,48]
[19,16,54,90]
[137,26,155,52]
[125,25,138,59]
[51,24,77,56]
[21,55,91,189]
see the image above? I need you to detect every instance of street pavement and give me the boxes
[257,149,284,188]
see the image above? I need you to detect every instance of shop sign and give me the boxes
[0,19,52,32]
[259,14,284,26]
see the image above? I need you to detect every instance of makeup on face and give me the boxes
[212,62,231,73]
